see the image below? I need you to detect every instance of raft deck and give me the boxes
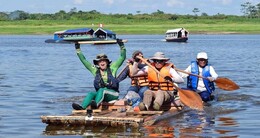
[41,101,183,128]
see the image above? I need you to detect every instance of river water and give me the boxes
[0,34,260,137]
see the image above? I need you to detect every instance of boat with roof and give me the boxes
[165,28,189,42]
[45,27,120,44]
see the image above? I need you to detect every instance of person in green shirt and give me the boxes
[72,39,126,110]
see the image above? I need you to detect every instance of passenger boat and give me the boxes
[45,27,120,44]
[165,28,189,42]
[41,100,183,128]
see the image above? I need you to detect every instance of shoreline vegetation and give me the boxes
[1,7,260,35]
[1,19,259,35]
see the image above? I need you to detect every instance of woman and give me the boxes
[72,39,126,110]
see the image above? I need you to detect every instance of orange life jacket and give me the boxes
[147,63,174,91]
[129,64,149,86]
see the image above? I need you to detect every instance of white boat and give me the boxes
[165,28,189,42]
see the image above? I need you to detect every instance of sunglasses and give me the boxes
[153,60,165,63]
[197,58,207,62]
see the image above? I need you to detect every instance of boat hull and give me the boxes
[165,37,188,42]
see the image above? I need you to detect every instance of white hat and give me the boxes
[150,52,170,61]
[197,52,208,59]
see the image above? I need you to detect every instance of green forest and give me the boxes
[0,2,260,34]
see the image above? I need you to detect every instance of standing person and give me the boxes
[181,28,186,37]
[72,39,126,110]
[117,50,149,108]
[181,52,218,102]
[131,52,184,111]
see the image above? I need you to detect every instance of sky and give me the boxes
[0,0,259,15]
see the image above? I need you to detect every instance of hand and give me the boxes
[127,59,134,64]
[75,43,80,49]
[164,76,172,82]
[207,77,215,82]
[116,38,124,46]
[134,56,140,62]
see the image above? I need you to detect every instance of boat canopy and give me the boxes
[166,28,189,34]
[54,28,94,35]
[94,28,116,35]
[94,28,116,40]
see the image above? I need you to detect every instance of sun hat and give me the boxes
[150,52,170,61]
[93,53,111,65]
[197,52,208,59]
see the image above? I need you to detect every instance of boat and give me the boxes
[45,27,123,44]
[41,100,183,128]
[165,28,189,42]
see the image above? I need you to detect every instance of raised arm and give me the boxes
[109,39,126,77]
[75,43,97,75]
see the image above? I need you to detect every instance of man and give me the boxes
[72,39,126,110]
[181,52,218,102]
[117,50,149,108]
[131,52,184,111]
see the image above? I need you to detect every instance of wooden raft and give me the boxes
[41,100,182,127]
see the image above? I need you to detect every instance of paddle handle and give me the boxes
[116,64,129,79]
[78,39,128,44]
[175,68,209,80]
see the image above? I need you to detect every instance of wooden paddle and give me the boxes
[78,39,128,44]
[137,57,203,111]
[45,39,128,44]
[116,64,129,79]
[174,68,240,91]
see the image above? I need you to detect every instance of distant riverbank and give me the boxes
[1,20,260,35]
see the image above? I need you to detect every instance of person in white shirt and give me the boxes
[181,52,218,102]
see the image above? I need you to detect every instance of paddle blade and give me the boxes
[178,88,203,111]
[215,77,239,91]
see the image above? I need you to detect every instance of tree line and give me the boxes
[0,2,259,21]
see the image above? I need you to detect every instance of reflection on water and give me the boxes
[139,105,241,137]
[215,117,238,137]
[44,125,142,137]
[218,117,238,127]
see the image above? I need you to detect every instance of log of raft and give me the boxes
[41,100,183,128]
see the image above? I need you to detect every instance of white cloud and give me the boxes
[73,0,84,5]
[167,0,185,7]
[212,0,232,5]
[103,0,114,5]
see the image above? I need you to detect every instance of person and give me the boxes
[131,52,184,111]
[117,50,149,108]
[181,52,218,102]
[72,39,126,110]
[181,28,186,37]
